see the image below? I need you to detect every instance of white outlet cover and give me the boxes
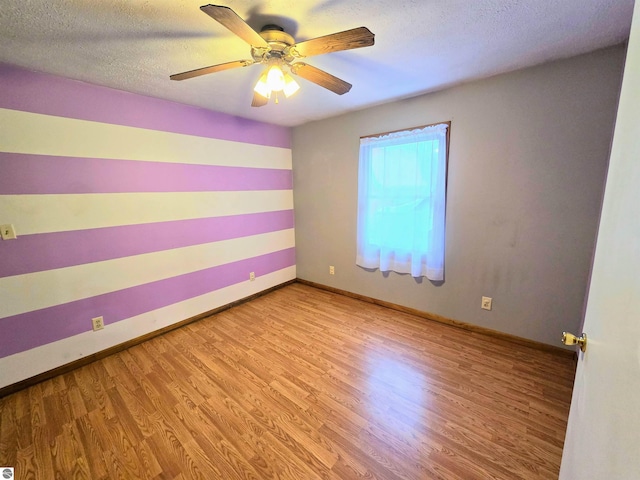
[1,224,17,240]
[92,316,104,331]
[481,296,493,310]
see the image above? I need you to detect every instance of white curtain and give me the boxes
[356,123,448,280]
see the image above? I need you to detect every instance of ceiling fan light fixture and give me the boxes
[254,65,300,101]
[266,65,286,91]
[254,71,271,99]
[283,73,300,98]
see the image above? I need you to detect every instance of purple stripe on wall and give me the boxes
[0,210,294,278]
[0,153,292,194]
[0,63,291,149]
[0,247,295,358]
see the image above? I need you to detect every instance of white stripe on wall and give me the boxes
[0,266,296,388]
[0,229,295,319]
[0,108,292,169]
[0,190,294,235]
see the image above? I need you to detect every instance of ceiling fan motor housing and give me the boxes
[252,26,297,63]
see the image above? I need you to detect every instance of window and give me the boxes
[356,123,449,280]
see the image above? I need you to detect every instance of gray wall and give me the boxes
[292,45,626,346]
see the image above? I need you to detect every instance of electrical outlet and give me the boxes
[0,224,17,240]
[481,296,492,311]
[249,271,255,281]
[329,265,335,275]
[92,316,104,331]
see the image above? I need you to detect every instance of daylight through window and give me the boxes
[356,122,449,280]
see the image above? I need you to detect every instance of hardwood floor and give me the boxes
[0,283,576,479]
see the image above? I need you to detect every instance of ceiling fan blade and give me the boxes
[170,60,253,81]
[200,4,268,48]
[290,27,374,58]
[251,91,269,107]
[290,63,352,95]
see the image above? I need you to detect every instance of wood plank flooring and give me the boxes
[0,283,576,479]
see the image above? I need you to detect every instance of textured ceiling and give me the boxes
[0,0,634,126]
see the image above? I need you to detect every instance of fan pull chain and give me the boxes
[274,91,279,104]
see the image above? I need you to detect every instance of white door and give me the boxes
[559,3,640,479]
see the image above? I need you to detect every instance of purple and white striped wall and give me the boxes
[0,64,295,387]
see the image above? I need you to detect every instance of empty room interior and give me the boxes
[1,1,639,479]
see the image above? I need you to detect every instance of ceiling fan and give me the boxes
[170,4,375,107]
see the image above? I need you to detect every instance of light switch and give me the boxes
[0,224,17,240]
